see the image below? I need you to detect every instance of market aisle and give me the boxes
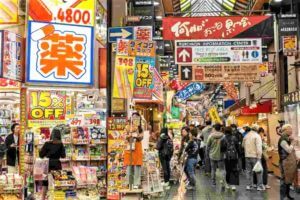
[156,169,300,200]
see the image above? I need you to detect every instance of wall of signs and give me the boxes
[26,0,95,85]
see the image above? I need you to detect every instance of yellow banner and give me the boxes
[0,0,18,24]
[113,56,135,98]
[209,107,222,124]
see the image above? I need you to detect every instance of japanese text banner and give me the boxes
[28,0,95,26]
[113,55,135,99]
[26,21,94,85]
[163,16,271,40]
[133,57,155,99]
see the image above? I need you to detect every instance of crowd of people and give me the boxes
[156,121,298,200]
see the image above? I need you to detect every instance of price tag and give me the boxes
[84,114,101,126]
[69,115,83,126]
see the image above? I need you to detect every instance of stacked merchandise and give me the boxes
[0,174,23,200]
[48,170,76,200]
[142,149,163,196]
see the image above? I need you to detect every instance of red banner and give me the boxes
[162,16,271,40]
[241,100,272,115]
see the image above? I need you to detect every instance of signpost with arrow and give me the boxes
[181,66,192,80]
[108,27,134,43]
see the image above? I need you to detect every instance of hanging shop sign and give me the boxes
[28,0,95,26]
[0,30,23,81]
[208,106,222,124]
[278,14,298,37]
[174,82,205,100]
[112,98,127,113]
[0,0,18,24]
[152,68,163,102]
[133,0,153,6]
[223,82,238,100]
[116,39,156,57]
[175,38,262,65]
[178,64,259,82]
[163,16,271,40]
[241,100,272,115]
[133,56,155,99]
[26,21,94,85]
[132,5,154,26]
[156,40,165,55]
[27,90,66,127]
[134,26,152,41]
[113,55,135,99]
[107,117,127,200]
[282,35,298,56]
[284,90,300,105]
[108,27,134,43]
[259,62,269,77]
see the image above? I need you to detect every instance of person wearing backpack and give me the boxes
[157,128,174,186]
[221,126,240,190]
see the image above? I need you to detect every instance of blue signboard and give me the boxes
[175,83,206,100]
[108,27,134,43]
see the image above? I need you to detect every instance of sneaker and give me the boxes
[252,184,257,188]
[246,185,253,190]
[225,184,230,190]
[186,185,195,190]
[264,185,271,189]
[231,186,236,191]
[257,185,266,191]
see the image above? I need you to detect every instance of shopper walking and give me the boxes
[242,124,264,191]
[278,124,297,200]
[206,123,225,186]
[184,129,199,190]
[39,128,66,171]
[5,123,20,173]
[253,127,271,189]
[221,127,240,190]
[201,121,213,175]
[157,127,174,186]
[178,126,190,162]
[124,112,144,189]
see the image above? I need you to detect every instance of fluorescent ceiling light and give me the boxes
[154,1,160,6]
[274,0,282,2]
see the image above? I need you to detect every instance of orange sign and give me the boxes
[117,39,156,57]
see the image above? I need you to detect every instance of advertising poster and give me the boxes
[134,26,152,41]
[28,0,95,26]
[107,117,127,200]
[117,39,156,57]
[282,35,297,56]
[175,38,262,65]
[133,56,155,99]
[26,21,94,84]
[0,31,23,81]
[178,64,259,82]
[152,68,163,102]
[163,16,271,40]
[27,90,66,126]
[113,55,135,99]
[223,82,238,100]
[208,106,222,124]
[0,0,18,24]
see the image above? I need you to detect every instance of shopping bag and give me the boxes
[252,160,263,173]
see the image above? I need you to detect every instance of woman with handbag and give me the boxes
[123,112,144,189]
[278,124,297,200]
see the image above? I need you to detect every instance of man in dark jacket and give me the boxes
[5,123,20,173]
[157,128,173,186]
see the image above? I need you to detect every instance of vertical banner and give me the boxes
[282,35,298,56]
[0,0,18,24]
[152,68,163,101]
[107,117,127,200]
[19,87,26,174]
[113,55,135,99]
[208,107,222,124]
[0,31,23,81]
[133,56,155,99]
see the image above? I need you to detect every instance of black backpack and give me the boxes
[225,137,238,160]
[162,138,174,157]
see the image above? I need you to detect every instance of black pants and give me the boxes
[225,159,239,185]
[199,148,205,166]
[279,162,293,200]
[253,157,268,185]
[159,154,171,183]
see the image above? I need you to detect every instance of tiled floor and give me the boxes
[154,169,300,200]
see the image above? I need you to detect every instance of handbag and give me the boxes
[253,160,263,173]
